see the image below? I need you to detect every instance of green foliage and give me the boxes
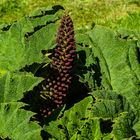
[0,5,140,140]
[0,6,63,72]
[44,96,102,140]
[0,0,140,29]
[0,71,43,139]
[117,11,140,31]
[44,91,138,139]
[44,22,140,139]
[0,6,64,139]
[0,0,28,24]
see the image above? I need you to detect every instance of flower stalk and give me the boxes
[40,14,76,117]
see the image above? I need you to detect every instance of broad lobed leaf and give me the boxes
[0,102,42,140]
[0,4,140,140]
[0,72,43,103]
[44,90,137,139]
[0,6,63,72]
[0,6,64,140]
[44,25,140,139]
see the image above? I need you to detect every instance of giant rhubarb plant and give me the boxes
[0,5,140,140]
[39,14,76,117]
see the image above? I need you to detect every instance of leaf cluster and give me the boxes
[0,5,140,140]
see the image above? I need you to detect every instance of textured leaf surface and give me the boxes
[0,72,43,139]
[44,96,102,140]
[90,91,136,139]
[44,26,140,139]
[44,90,136,139]
[88,27,140,138]
[0,6,64,140]
[0,72,43,103]
[88,26,140,106]
[0,102,41,140]
[0,5,140,139]
[0,6,63,72]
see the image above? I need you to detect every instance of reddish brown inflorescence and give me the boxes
[40,14,76,117]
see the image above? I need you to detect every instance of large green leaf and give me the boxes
[88,26,140,106]
[0,72,43,103]
[44,90,138,140]
[0,102,41,140]
[0,4,139,139]
[0,6,64,139]
[0,5,63,72]
[0,72,43,139]
[76,26,140,114]
[62,25,140,139]
[90,91,136,139]
[88,27,140,138]
[44,96,103,140]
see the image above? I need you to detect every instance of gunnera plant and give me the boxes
[39,14,76,117]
